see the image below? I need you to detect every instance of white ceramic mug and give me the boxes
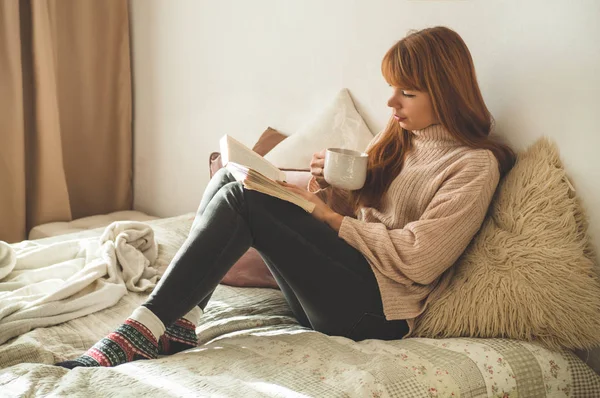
[323,148,368,190]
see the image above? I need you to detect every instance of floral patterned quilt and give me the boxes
[1,214,598,397]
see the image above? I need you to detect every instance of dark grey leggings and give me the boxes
[143,168,408,341]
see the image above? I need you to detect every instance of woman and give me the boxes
[57,26,514,368]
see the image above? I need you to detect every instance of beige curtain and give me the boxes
[0,0,132,243]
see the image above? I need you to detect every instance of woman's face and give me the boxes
[387,87,438,131]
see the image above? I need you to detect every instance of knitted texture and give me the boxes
[158,318,198,355]
[309,124,500,334]
[55,319,158,368]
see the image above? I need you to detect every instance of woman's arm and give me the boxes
[307,176,357,218]
[324,212,344,232]
[277,181,348,232]
[339,152,500,286]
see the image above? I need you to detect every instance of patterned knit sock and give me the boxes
[55,307,165,369]
[158,306,202,355]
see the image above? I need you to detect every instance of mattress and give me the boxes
[28,210,160,240]
[1,214,599,397]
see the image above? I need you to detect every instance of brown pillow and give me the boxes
[211,127,311,289]
[412,138,600,351]
[219,247,279,288]
[251,127,288,156]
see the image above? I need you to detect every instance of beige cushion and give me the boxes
[412,137,600,351]
[264,88,373,169]
[28,211,159,240]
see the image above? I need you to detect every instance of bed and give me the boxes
[1,214,599,397]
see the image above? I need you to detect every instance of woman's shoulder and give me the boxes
[449,145,496,165]
[459,147,497,164]
[447,146,500,180]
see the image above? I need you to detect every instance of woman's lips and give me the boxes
[394,115,407,121]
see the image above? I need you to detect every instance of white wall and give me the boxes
[129,0,600,251]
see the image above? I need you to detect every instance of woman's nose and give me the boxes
[387,96,398,109]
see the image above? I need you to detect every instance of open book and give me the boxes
[219,135,316,213]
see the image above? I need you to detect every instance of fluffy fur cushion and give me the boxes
[412,137,600,351]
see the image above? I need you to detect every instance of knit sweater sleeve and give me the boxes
[338,151,500,286]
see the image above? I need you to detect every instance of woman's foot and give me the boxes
[158,307,202,355]
[55,307,165,369]
[158,318,198,355]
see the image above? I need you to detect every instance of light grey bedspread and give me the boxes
[1,214,598,397]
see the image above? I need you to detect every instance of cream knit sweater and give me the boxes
[309,124,500,335]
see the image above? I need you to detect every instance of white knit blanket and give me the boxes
[0,221,160,345]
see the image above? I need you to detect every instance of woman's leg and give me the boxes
[194,168,238,224]
[149,168,242,356]
[151,168,310,355]
[58,169,406,368]
[55,169,242,368]
[179,167,239,309]
[245,194,408,341]
[149,168,309,324]
[145,169,407,340]
[263,264,311,328]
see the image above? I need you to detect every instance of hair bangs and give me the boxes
[381,43,421,91]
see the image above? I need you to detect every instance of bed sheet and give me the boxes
[1,214,598,397]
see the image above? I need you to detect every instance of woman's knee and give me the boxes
[214,181,245,210]
[212,167,235,182]
[219,181,243,196]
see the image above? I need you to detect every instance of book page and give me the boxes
[220,135,285,182]
[226,163,315,213]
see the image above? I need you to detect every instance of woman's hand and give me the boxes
[310,150,330,189]
[277,181,344,231]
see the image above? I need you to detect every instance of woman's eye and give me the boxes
[402,91,415,98]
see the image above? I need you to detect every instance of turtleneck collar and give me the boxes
[411,124,460,147]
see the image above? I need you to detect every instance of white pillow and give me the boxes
[264,89,374,169]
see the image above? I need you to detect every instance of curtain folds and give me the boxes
[0,0,132,243]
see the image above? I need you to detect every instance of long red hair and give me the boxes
[351,26,515,209]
